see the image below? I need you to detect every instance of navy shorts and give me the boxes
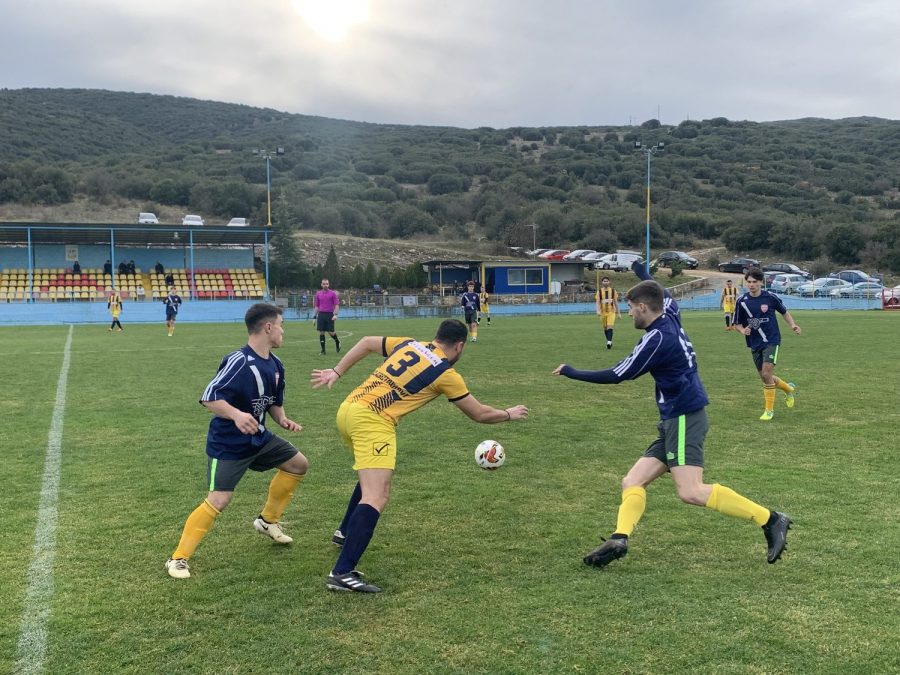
[206,435,298,491]
[464,309,477,325]
[643,409,708,469]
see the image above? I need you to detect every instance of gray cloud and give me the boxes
[2,0,899,128]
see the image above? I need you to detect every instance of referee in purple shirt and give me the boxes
[314,278,341,355]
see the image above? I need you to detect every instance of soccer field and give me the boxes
[3,312,899,674]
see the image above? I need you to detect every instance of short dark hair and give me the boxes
[745,267,765,282]
[245,303,283,333]
[601,276,610,282]
[435,319,468,344]
[625,280,664,313]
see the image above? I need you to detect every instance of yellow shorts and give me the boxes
[600,311,616,328]
[723,301,736,314]
[336,400,398,470]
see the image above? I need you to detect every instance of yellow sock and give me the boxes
[763,385,776,411]
[172,499,220,560]
[261,470,304,523]
[614,486,647,536]
[773,377,792,393]
[705,483,770,526]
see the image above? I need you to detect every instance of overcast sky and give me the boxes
[3,0,899,129]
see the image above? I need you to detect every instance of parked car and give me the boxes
[656,251,698,269]
[526,248,550,257]
[562,249,597,261]
[182,215,205,226]
[883,285,900,307]
[769,273,806,294]
[227,217,249,227]
[580,251,609,264]
[538,249,571,260]
[797,278,852,297]
[828,269,878,285]
[763,262,811,280]
[593,252,643,272]
[830,281,885,299]
[717,257,760,273]
[137,212,159,225]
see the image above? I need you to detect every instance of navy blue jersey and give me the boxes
[200,345,286,459]
[164,293,183,315]
[733,290,788,350]
[460,291,480,312]
[559,262,709,419]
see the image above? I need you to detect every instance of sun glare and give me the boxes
[291,0,370,43]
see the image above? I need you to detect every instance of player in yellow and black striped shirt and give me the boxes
[310,319,528,593]
[721,279,738,330]
[596,277,621,349]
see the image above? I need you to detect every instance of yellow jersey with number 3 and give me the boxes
[346,337,469,424]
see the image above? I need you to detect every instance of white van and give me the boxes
[593,252,643,272]
[137,212,159,224]
[182,215,204,226]
[227,217,249,227]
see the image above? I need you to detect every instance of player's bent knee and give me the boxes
[281,453,309,475]
[207,491,233,511]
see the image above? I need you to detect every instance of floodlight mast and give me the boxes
[634,140,665,273]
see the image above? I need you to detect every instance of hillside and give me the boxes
[1,88,899,275]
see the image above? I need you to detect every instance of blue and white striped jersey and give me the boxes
[200,345,286,459]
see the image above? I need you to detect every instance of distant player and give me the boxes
[165,304,308,579]
[314,278,341,356]
[595,277,621,349]
[553,261,791,569]
[460,281,480,341]
[107,291,123,332]
[721,279,738,330]
[310,319,528,593]
[478,288,492,325]
[163,286,183,337]
[732,268,801,421]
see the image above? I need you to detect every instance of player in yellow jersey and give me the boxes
[107,291,123,332]
[478,289,491,325]
[596,277,621,349]
[721,279,738,330]
[311,319,528,593]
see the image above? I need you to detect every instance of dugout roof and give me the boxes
[0,222,270,247]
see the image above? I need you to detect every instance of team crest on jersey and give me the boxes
[760,304,769,313]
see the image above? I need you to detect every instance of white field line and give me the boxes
[15,324,73,675]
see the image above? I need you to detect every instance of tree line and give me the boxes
[1,89,899,275]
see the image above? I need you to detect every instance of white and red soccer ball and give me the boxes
[475,440,505,470]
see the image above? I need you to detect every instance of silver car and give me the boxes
[769,274,806,294]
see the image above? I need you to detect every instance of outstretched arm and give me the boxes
[311,336,383,389]
[453,393,528,424]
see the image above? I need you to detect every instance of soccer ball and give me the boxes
[475,440,505,470]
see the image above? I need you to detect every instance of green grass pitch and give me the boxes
[2,311,898,673]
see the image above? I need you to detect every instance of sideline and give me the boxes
[15,324,73,674]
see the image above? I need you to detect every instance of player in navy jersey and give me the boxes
[553,261,791,568]
[165,304,309,579]
[732,268,801,421]
[163,286,182,337]
[460,281,481,342]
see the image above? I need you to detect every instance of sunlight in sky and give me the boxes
[291,0,370,42]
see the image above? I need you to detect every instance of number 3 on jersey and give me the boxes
[385,350,421,377]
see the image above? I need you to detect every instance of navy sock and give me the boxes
[605,328,613,341]
[333,504,380,574]
[337,482,362,535]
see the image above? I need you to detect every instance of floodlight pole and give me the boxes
[254,147,285,227]
[635,141,664,274]
[526,223,537,258]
